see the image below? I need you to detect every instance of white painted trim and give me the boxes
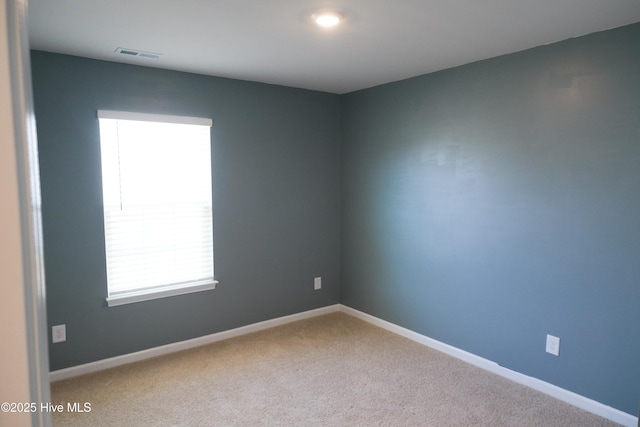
[338,305,638,427]
[7,1,52,425]
[97,110,212,127]
[106,280,218,307]
[49,304,340,382]
[49,302,636,426]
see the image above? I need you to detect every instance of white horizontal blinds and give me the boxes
[98,112,213,296]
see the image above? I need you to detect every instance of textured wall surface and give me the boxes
[341,23,640,415]
[32,51,341,371]
[33,22,640,417]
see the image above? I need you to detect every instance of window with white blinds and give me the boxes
[97,110,216,306]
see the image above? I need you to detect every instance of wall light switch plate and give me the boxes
[546,334,560,356]
[314,277,321,290]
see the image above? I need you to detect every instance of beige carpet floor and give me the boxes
[51,312,621,426]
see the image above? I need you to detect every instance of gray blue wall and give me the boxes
[341,23,640,415]
[33,22,640,418]
[31,51,341,371]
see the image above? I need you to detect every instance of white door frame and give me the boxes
[3,0,52,425]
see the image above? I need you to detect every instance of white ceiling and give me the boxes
[28,0,640,94]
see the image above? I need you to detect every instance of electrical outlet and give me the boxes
[52,324,66,343]
[314,277,322,290]
[546,334,560,356]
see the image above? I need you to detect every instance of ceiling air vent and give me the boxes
[114,47,161,60]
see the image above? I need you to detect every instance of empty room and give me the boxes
[2,0,640,426]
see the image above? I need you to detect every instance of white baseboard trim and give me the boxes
[49,304,341,382]
[49,303,636,426]
[338,305,638,427]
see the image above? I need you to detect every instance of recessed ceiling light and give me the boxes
[312,12,343,28]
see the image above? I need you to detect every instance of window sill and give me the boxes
[106,280,218,307]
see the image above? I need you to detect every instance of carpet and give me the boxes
[51,313,621,426]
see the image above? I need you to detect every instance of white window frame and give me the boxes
[97,110,217,307]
